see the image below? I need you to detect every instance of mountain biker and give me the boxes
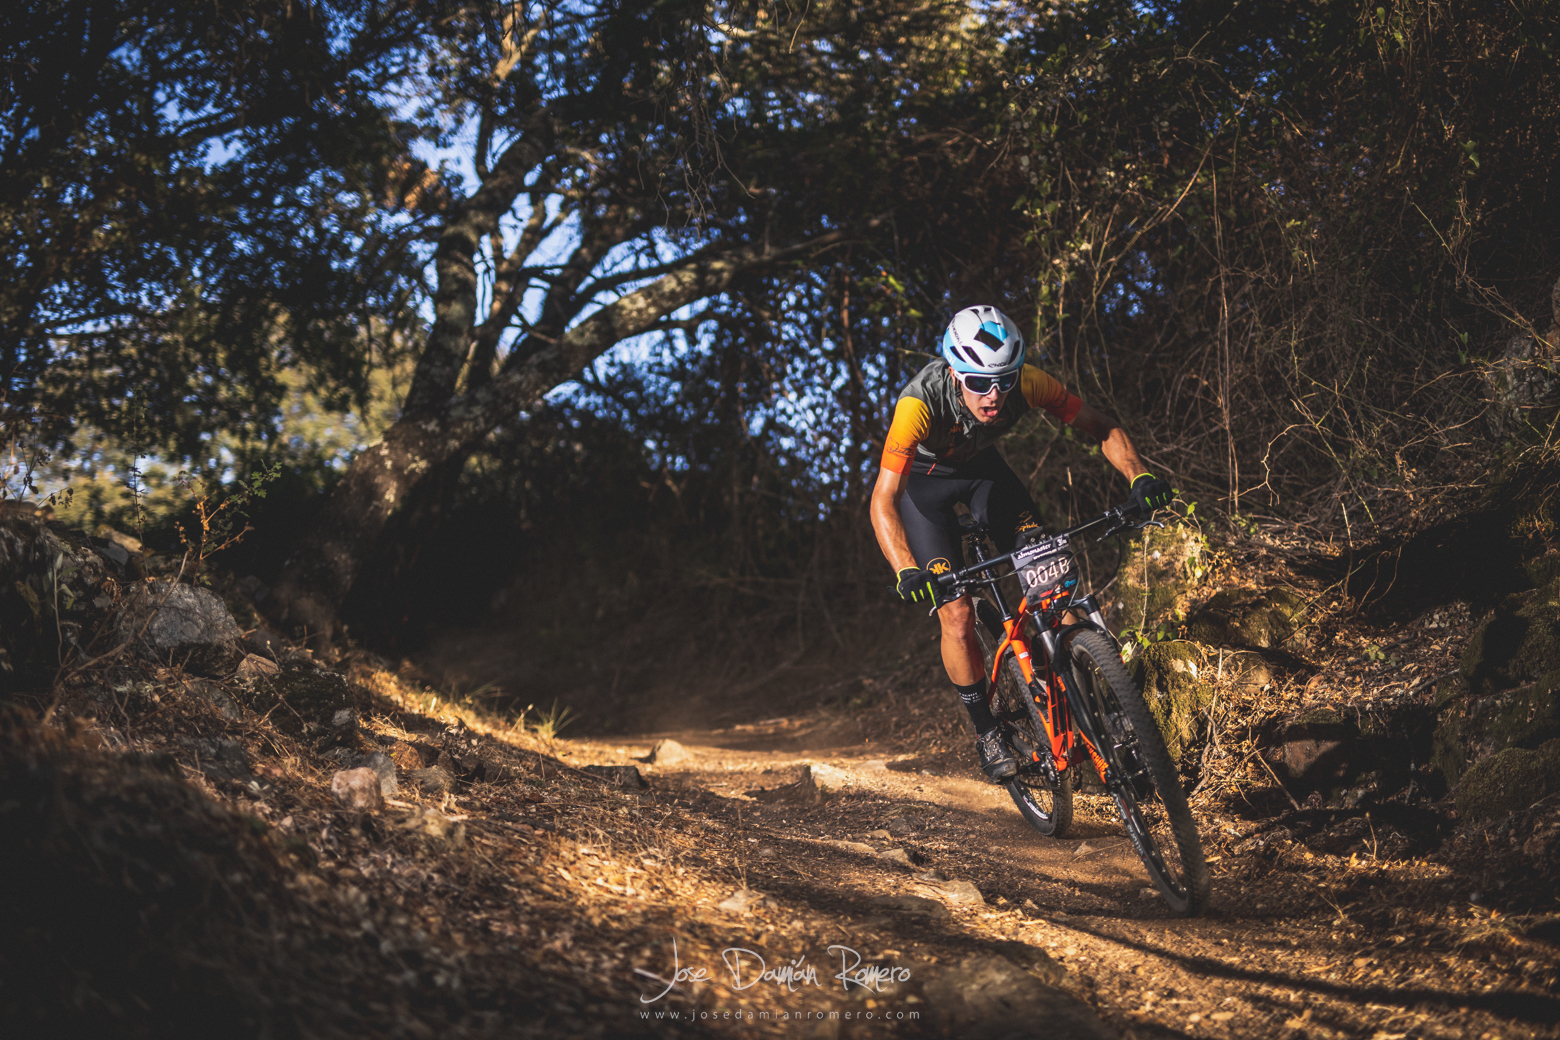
[870,305,1172,781]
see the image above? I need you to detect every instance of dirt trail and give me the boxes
[548,705,1560,1040]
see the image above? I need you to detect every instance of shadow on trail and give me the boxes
[1045,920,1560,1027]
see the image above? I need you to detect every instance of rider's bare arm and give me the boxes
[870,465,917,572]
[1068,401,1152,486]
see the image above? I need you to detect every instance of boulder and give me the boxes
[1432,671,1560,788]
[1182,587,1307,650]
[1455,740,1560,822]
[1429,583,1560,792]
[117,581,244,676]
[1459,583,1560,696]
[330,768,385,812]
[1115,522,1209,637]
[1261,708,1360,793]
[1130,641,1213,762]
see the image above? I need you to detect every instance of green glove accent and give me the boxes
[1131,473,1174,514]
[895,566,938,605]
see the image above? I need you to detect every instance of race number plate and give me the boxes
[1013,535,1074,597]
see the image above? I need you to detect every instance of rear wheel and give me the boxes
[973,595,1073,838]
[1065,630,1210,916]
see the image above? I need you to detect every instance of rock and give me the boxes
[803,762,852,793]
[389,740,432,772]
[1130,641,1214,763]
[176,736,252,783]
[1460,584,1560,696]
[1073,842,1096,856]
[235,653,280,680]
[922,954,1113,1040]
[717,888,777,913]
[758,847,778,860]
[353,751,398,797]
[867,894,949,920]
[646,739,692,766]
[827,840,878,856]
[185,678,243,719]
[1261,708,1360,793]
[94,525,144,554]
[877,847,923,869]
[1455,739,1560,821]
[117,580,244,676]
[409,765,456,796]
[914,867,949,882]
[886,816,915,836]
[753,768,822,804]
[867,829,893,839]
[1182,587,1307,650]
[582,764,649,788]
[927,879,985,906]
[400,806,464,846]
[1116,523,1209,634]
[1432,670,1560,789]
[330,767,385,811]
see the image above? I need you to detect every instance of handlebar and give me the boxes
[935,498,1162,592]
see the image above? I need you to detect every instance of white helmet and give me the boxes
[940,305,1025,376]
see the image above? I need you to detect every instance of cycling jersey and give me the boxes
[880,360,1082,475]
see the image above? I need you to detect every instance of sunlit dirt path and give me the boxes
[552,709,1560,1040]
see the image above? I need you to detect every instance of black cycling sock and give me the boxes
[954,678,998,735]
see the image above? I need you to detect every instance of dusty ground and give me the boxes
[547,686,1560,1040]
[9,517,1560,1038]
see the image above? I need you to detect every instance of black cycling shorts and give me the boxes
[901,447,1042,597]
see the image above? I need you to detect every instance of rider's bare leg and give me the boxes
[939,594,1014,776]
[937,595,983,685]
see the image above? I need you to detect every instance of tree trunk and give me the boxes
[268,231,846,647]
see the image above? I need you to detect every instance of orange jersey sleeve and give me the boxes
[880,395,932,474]
[1021,365,1083,423]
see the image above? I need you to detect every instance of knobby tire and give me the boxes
[1064,630,1211,916]
[974,596,1073,838]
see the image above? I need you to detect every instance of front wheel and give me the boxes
[973,596,1073,838]
[1066,630,1210,916]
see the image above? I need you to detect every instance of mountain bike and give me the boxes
[942,502,1211,917]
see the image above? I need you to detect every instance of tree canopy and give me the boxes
[6,0,1559,644]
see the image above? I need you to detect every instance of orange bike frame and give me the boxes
[989,598,1112,783]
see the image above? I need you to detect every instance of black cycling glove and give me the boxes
[895,566,940,606]
[1130,473,1174,515]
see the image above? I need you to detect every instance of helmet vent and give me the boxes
[973,327,1005,349]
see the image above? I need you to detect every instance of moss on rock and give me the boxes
[1431,670,1560,788]
[1115,523,1209,640]
[1182,587,1307,649]
[1460,582,1560,696]
[1130,641,1214,763]
[1455,739,1560,821]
